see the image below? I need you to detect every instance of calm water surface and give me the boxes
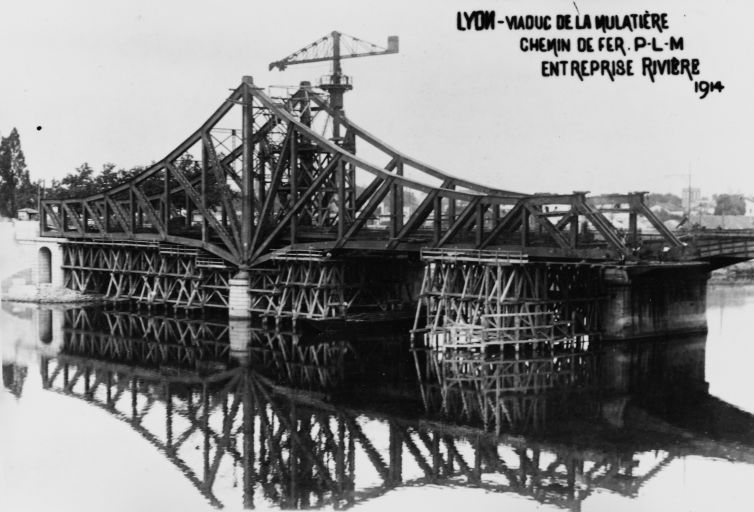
[2,285,754,512]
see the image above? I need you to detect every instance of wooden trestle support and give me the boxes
[248,250,420,320]
[61,239,419,319]
[61,241,232,309]
[412,249,602,433]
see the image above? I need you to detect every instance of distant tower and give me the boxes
[682,187,700,215]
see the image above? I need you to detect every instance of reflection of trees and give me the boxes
[2,362,28,398]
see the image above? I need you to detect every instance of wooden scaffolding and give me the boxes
[412,248,603,353]
[248,250,420,320]
[61,240,232,309]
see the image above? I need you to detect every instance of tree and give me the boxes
[0,128,34,217]
[646,193,683,210]
[713,194,745,216]
[60,162,96,197]
[95,163,120,190]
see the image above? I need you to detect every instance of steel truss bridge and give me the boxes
[22,307,754,510]
[36,76,754,317]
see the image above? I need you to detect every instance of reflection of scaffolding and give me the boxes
[40,353,671,511]
[246,326,352,390]
[414,347,596,433]
[62,307,353,390]
[61,241,232,309]
[411,250,601,434]
[63,308,232,369]
[33,307,746,511]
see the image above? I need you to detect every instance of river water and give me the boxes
[2,285,754,512]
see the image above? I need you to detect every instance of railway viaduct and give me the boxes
[29,75,754,339]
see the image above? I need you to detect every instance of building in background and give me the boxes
[16,208,38,221]
[745,198,754,216]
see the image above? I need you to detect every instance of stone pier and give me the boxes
[600,264,710,340]
[228,271,252,318]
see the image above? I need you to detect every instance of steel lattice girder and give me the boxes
[40,78,684,272]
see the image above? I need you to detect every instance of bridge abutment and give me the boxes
[15,237,65,288]
[7,229,68,300]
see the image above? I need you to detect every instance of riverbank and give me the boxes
[2,283,104,304]
[709,260,754,284]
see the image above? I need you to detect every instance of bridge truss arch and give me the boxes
[39,77,682,271]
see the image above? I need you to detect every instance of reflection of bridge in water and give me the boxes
[26,307,754,510]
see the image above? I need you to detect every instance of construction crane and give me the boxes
[269,31,399,139]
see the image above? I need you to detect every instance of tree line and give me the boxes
[0,129,36,217]
[0,127,750,219]
[0,128,207,218]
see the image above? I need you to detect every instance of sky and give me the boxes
[1,0,752,197]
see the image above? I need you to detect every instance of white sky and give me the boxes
[1,0,752,197]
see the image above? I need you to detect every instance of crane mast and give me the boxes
[269,31,399,140]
